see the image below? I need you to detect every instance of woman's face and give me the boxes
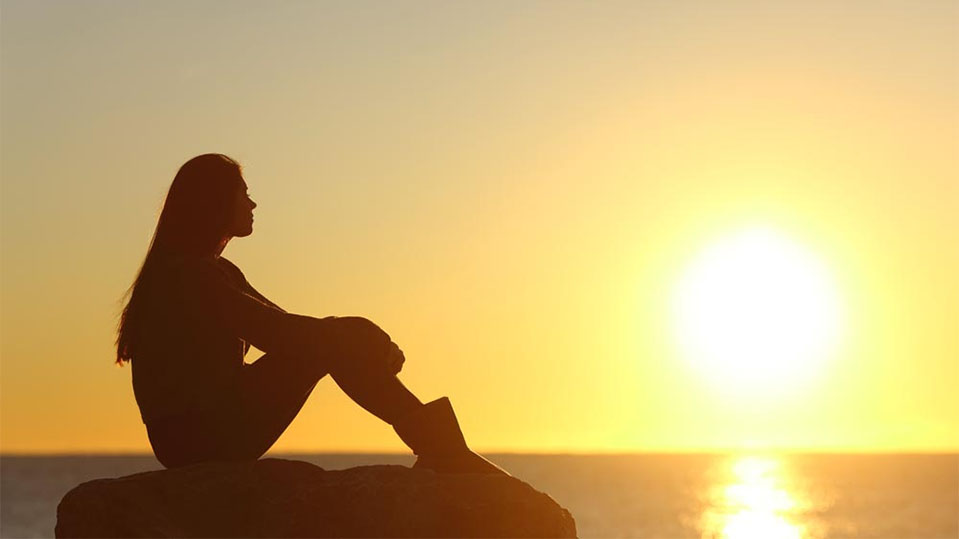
[228,178,257,238]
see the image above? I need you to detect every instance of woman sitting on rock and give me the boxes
[116,153,506,475]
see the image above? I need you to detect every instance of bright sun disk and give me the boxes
[672,227,843,391]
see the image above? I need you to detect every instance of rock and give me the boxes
[55,458,577,538]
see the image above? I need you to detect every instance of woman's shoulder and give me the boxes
[213,256,247,285]
[214,256,242,273]
[150,255,249,295]
[153,255,226,288]
[159,254,216,272]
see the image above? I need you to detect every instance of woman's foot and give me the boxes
[392,397,510,476]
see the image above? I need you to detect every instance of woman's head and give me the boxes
[115,153,252,365]
[154,153,250,256]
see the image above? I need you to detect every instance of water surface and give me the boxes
[2,453,956,538]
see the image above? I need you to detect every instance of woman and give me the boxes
[116,153,506,475]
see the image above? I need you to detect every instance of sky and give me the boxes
[1,0,956,454]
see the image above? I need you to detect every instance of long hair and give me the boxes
[115,153,243,365]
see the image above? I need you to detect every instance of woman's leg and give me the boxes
[236,340,506,475]
[147,412,238,468]
[237,351,329,459]
[324,346,423,425]
[238,343,423,459]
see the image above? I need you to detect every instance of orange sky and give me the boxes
[1,0,956,453]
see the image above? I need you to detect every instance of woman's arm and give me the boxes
[216,257,286,313]
[175,258,391,362]
[244,283,285,313]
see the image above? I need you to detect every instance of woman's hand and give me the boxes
[386,341,405,375]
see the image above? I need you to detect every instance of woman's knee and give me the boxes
[326,343,397,380]
[325,316,393,366]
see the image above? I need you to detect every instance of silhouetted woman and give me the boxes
[116,153,505,474]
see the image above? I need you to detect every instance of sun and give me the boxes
[672,227,843,391]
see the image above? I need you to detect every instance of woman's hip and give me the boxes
[145,407,254,468]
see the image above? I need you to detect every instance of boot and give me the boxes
[392,397,510,476]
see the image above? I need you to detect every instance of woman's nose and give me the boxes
[250,199,257,209]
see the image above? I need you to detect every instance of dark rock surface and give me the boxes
[55,458,577,538]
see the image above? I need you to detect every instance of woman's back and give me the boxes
[130,255,247,425]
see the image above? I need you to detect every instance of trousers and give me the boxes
[146,351,328,468]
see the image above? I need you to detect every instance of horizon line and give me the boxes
[3,449,958,458]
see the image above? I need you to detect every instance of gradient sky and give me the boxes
[1,0,956,453]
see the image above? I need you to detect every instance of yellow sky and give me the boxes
[1,0,956,453]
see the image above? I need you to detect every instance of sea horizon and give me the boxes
[4,449,958,457]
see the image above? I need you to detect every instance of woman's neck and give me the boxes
[213,237,231,258]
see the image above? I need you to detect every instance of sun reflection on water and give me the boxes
[702,456,805,539]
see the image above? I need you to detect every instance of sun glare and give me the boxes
[672,227,843,391]
[702,456,805,539]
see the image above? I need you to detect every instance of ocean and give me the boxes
[2,453,956,538]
